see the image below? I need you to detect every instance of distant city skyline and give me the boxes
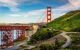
[0,0,80,23]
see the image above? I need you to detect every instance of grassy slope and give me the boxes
[29,10,80,50]
[28,10,80,45]
[47,10,80,31]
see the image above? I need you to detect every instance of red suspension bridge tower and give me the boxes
[46,7,52,23]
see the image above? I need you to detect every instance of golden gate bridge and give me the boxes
[0,7,52,48]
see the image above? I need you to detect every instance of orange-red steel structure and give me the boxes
[47,7,52,23]
[0,26,32,48]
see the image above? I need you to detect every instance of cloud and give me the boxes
[17,0,39,4]
[68,0,80,10]
[69,0,80,7]
[54,0,80,12]
[55,4,74,11]
[0,9,66,23]
[0,0,19,12]
[0,0,40,12]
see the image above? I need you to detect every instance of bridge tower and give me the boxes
[46,7,52,23]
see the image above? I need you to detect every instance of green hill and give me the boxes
[47,10,80,32]
[28,10,80,44]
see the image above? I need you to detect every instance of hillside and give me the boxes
[47,10,80,32]
[27,10,80,50]
[28,10,80,45]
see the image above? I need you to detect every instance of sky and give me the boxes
[0,0,80,23]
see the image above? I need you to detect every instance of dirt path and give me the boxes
[60,32,72,48]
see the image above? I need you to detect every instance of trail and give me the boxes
[63,12,80,21]
[60,32,71,48]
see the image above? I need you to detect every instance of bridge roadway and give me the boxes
[0,24,33,30]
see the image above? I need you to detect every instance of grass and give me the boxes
[47,10,80,32]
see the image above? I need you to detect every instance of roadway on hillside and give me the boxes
[60,32,72,48]
[60,32,80,48]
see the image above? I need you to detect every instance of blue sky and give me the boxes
[0,0,80,23]
[0,0,69,13]
[18,0,68,12]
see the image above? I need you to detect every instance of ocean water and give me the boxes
[0,30,18,45]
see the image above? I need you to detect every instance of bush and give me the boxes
[27,26,61,45]
[71,28,80,32]
[39,44,54,50]
[27,28,54,44]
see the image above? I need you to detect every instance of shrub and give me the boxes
[39,44,54,50]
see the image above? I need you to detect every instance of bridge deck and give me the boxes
[0,25,32,30]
